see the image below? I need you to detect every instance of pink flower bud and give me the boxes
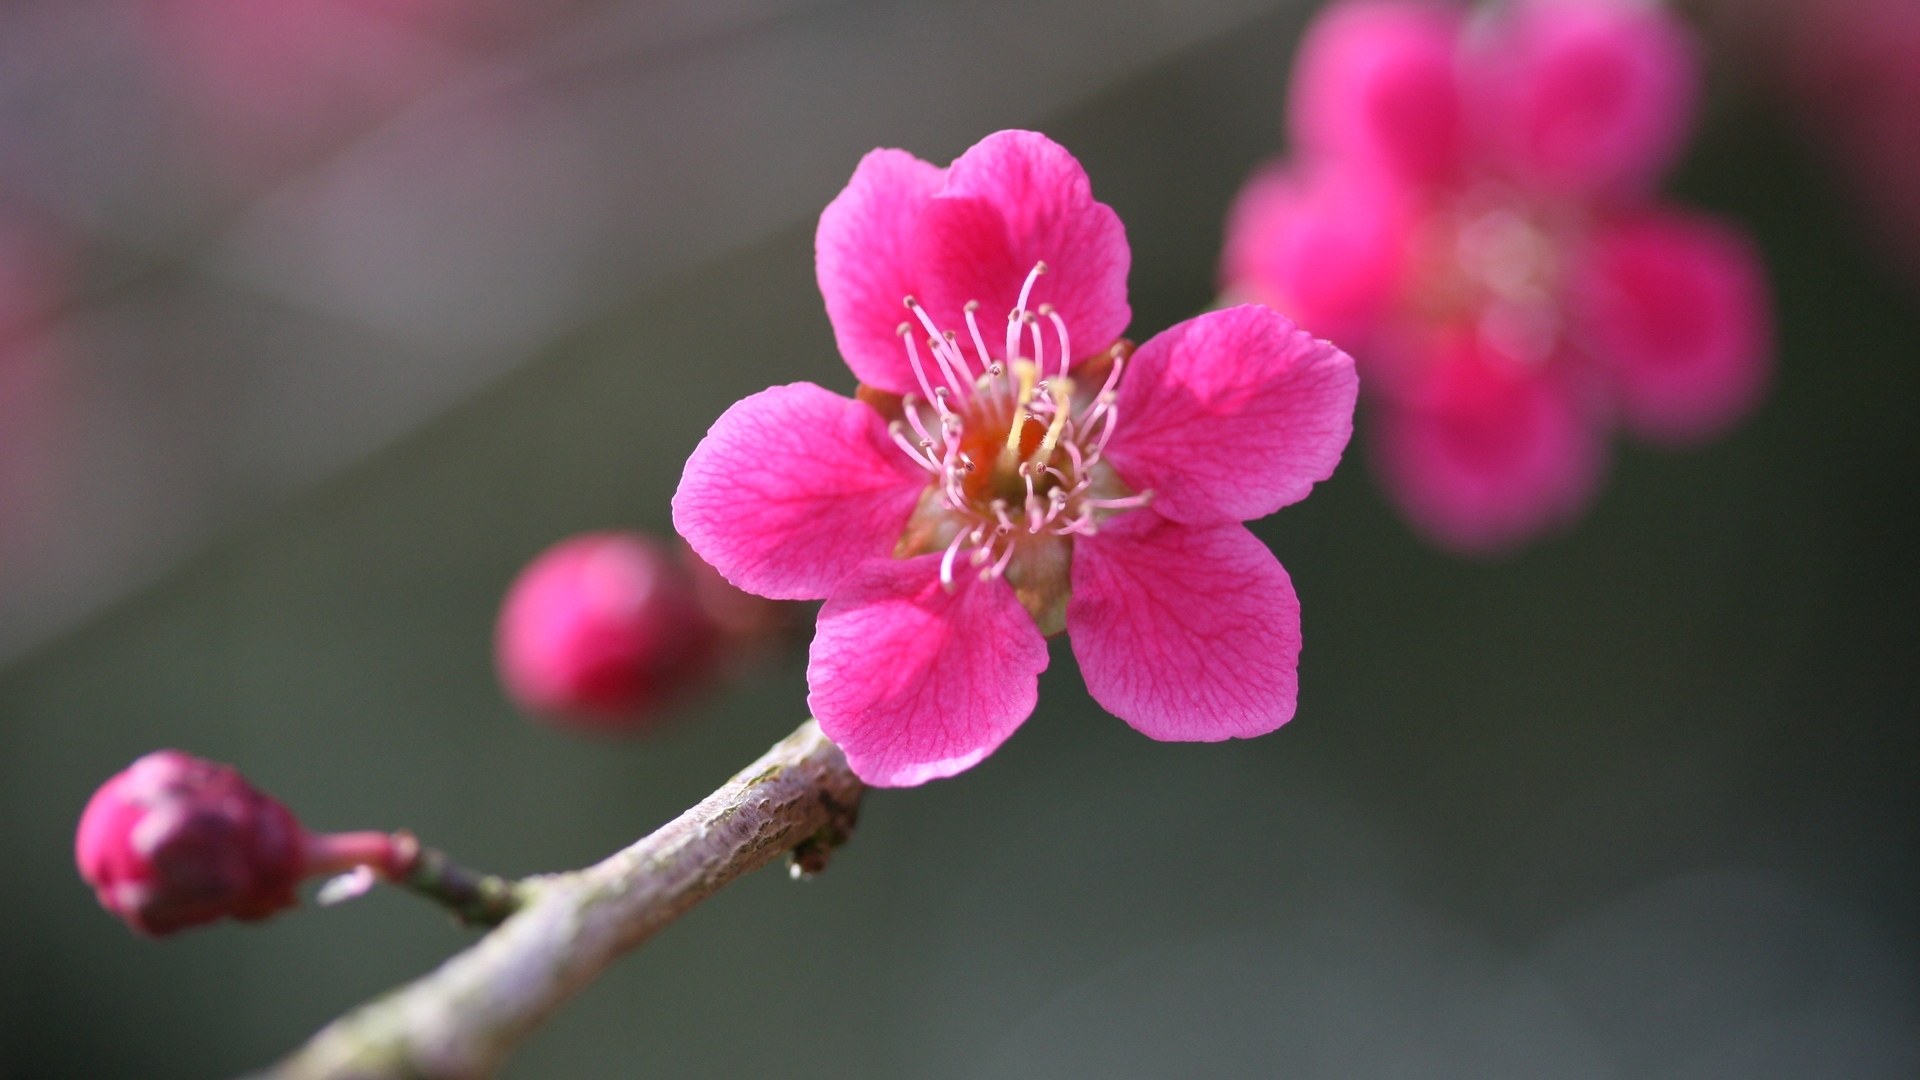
[75,751,310,937]
[495,532,723,731]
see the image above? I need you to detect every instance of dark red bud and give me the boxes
[75,750,310,936]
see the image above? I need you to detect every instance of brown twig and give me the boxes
[390,836,530,929]
[251,720,863,1080]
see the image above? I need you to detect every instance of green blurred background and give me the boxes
[1,1,1915,1076]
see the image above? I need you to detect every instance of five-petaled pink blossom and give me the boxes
[1222,0,1773,554]
[674,130,1357,787]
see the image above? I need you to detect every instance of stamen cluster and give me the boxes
[1411,198,1569,368]
[883,263,1149,589]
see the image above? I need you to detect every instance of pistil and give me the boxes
[1002,360,1039,466]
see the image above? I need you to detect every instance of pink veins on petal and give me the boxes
[675,130,1358,786]
[1222,0,1773,556]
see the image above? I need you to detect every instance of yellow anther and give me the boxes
[1035,377,1076,459]
[1004,360,1039,455]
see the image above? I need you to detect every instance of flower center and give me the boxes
[1410,189,1570,368]
[1455,203,1564,366]
[880,263,1148,632]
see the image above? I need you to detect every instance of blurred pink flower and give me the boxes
[675,130,1357,787]
[1224,0,1772,554]
[138,0,580,183]
[495,532,728,732]
[140,0,463,181]
[0,212,74,557]
[1782,0,1920,281]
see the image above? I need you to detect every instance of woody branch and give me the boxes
[251,720,862,1080]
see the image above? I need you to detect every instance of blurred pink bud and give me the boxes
[75,750,310,936]
[494,532,724,731]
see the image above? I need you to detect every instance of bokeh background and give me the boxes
[1,0,1916,1075]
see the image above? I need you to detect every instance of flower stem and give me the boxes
[391,837,529,929]
[307,830,529,928]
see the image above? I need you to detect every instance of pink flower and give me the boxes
[1223,0,1773,554]
[77,751,409,936]
[495,531,730,731]
[675,131,1357,787]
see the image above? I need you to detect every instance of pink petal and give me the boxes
[1067,511,1300,741]
[1219,160,1414,345]
[816,148,948,394]
[1575,208,1773,445]
[673,383,927,601]
[915,130,1130,369]
[1289,0,1468,188]
[808,555,1049,787]
[1368,342,1606,554]
[1102,304,1359,526]
[1471,0,1699,197]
